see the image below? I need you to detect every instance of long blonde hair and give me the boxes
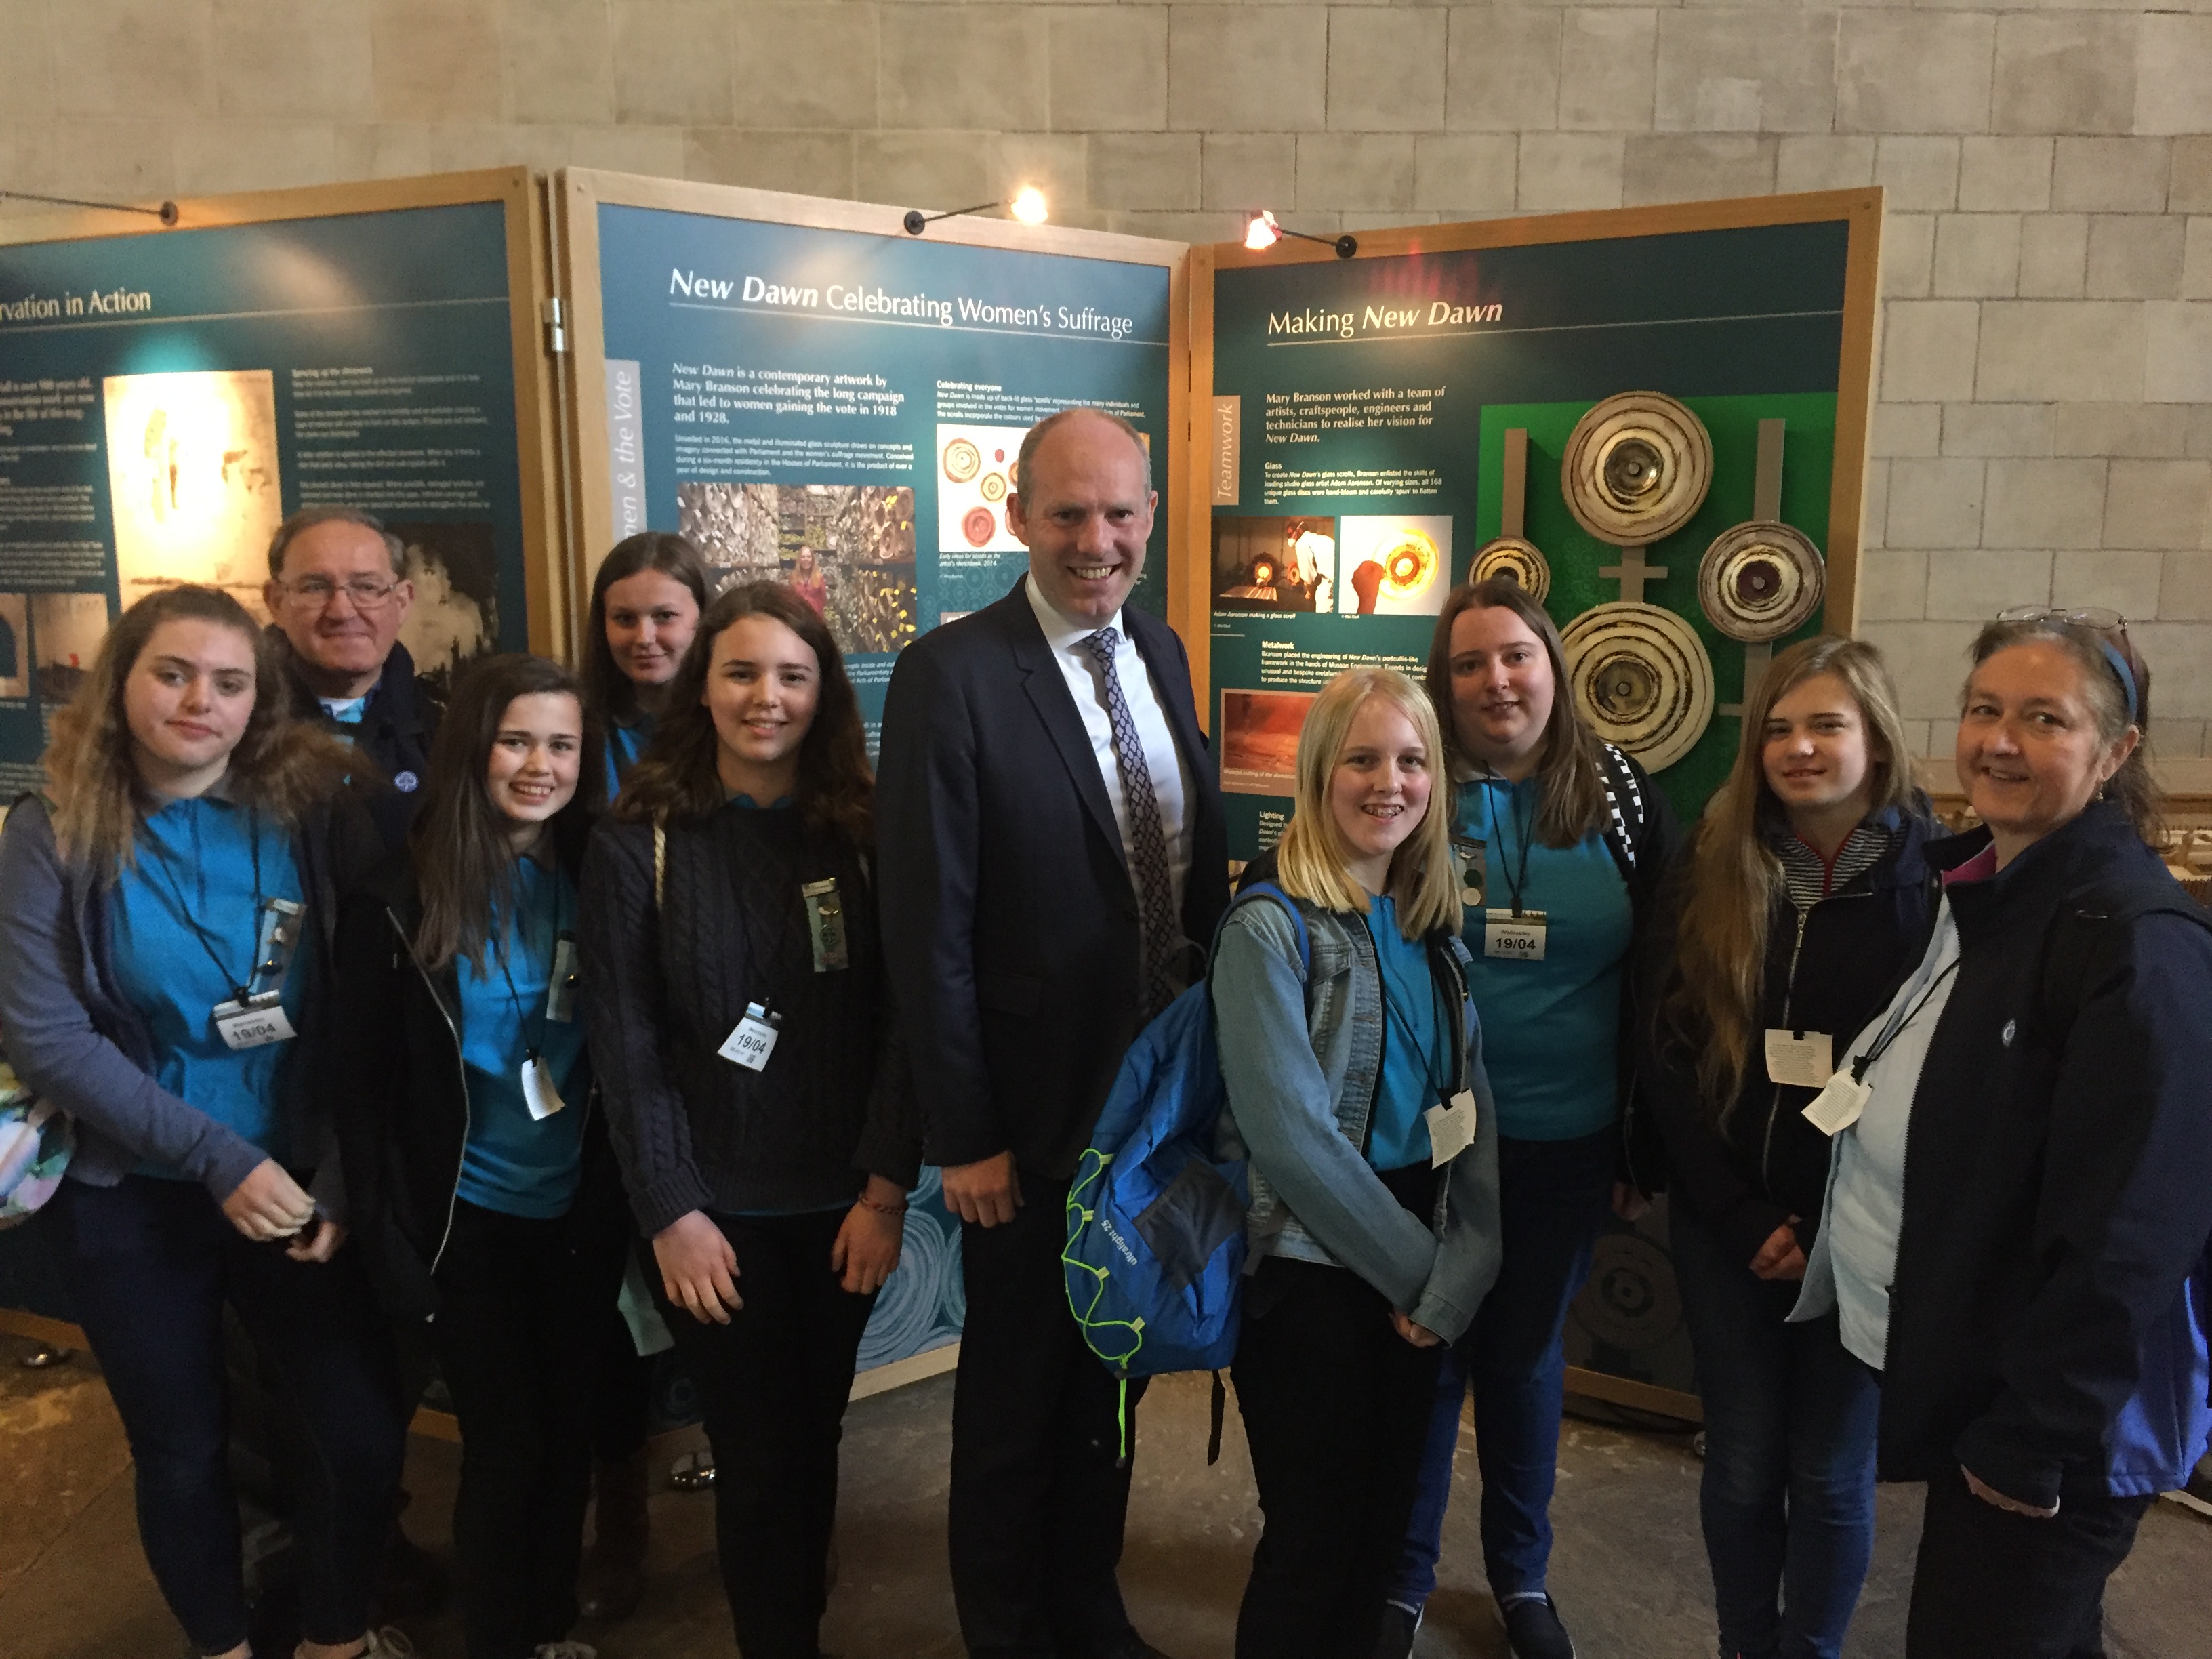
[41,586,355,881]
[1662,636,1917,1116]
[1275,668,1460,938]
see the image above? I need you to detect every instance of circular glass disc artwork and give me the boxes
[1561,600,1715,773]
[1469,537,1551,603]
[1561,392,1714,546]
[1696,521,1826,643]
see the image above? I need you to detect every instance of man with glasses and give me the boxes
[262,507,444,846]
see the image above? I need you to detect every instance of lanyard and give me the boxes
[1481,776,1537,917]
[493,870,567,1064]
[1848,937,1960,1082]
[144,806,268,1004]
[1370,913,1450,1097]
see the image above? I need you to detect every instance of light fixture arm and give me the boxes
[0,188,178,226]
[1277,225,1359,260]
[903,200,1007,237]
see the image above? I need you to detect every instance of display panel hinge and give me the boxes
[542,297,568,356]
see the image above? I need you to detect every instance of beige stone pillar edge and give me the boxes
[0,169,572,664]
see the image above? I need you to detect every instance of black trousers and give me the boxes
[950,1181,1145,1659]
[661,1208,878,1659]
[430,1198,630,1659]
[1231,1257,1446,1659]
[1906,1465,2155,1659]
[43,1175,405,1654]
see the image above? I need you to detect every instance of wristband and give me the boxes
[858,1194,907,1218]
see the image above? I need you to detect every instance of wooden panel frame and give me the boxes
[550,169,1192,634]
[1183,188,1885,714]
[0,169,569,658]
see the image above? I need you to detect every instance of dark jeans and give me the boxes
[588,1298,656,1465]
[43,1174,405,1654]
[950,1179,1144,1659]
[1671,1202,1879,1659]
[1906,1467,2153,1659]
[660,1208,877,1659]
[1391,1128,1615,1607]
[1232,1257,1446,1659]
[431,1198,629,1659]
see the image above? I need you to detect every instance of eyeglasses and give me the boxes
[1996,605,2128,633]
[283,575,402,610]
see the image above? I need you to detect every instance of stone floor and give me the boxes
[3,1330,2207,1658]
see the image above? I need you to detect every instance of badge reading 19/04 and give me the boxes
[1483,907,1547,962]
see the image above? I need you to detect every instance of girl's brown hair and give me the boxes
[581,533,712,725]
[1275,668,1461,938]
[1660,636,1918,1117]
[43,585,353,880]
[613,582,874,848]
[1965,618,2160,842]
[409,653,602,973]
[1425,577,1610,848]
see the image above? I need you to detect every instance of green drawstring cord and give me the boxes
[1116,1375,1130,1468]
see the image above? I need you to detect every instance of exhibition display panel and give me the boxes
[0,169,565,796]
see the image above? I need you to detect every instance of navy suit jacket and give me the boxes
[875,581,1230,1181]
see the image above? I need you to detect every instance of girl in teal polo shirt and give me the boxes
[1380,579,1677,1659]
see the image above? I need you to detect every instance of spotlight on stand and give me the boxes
[903,188,1050,237]
[1243,209,1356,260]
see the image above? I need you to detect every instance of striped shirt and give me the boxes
[1777,821,1891,912]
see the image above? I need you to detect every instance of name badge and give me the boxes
[1801,1067,1871,1136]
[213,992,296,1052]
[1425,1089,1479,1167]
[1763,1029,1834,1088]
[718,1002,781,1072]
[1452,837,1487,912]
[803,878,848,973]
[1483,907,1547,962]
[520,1055,567,1121]
[546,934,579,1023]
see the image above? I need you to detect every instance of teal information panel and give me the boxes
[594,203,1173,746]
[0,201,535,794]
[1209,218,1851,848]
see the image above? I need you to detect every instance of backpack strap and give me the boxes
[653,817,666,912]
[1227,878,1311,975]
[1596,743,1647,874]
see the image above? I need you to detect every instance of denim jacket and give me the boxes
[1211,891,1504,1344]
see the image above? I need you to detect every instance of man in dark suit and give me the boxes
[878,407,1229,1659]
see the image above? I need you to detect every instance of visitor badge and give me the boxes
[213,993,295,1051]
[803,878,848,973]
[1452,837,1487,911]
[1801,1067,1871,1136]
[1483,907,1547,962]
[1763,1029,1834,1088]
[1425,1089,1479,1167]
[520,1055,567,1121]
[718,1002,781,1072]
[546,934,579,1023]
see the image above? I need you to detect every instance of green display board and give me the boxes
[1202,205,1873,860]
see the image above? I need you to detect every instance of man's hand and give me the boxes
[654,1210,742,1324]
[1963,1465,2060,1519]
[1750,1219,1807,1282]
[286,1217,348,1263]
[1611,1181,1652,1223]
[832,1177,909,1295]
[942,1150,1022,1227]
[222,1159,316,1242]
[1391,1310,1442,1348]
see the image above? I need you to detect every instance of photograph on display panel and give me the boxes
[0,593,26,700]
[1212,515,1336,615]
[679,482,920,655]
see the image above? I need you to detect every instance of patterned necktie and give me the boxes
[1083,626,1179,1017]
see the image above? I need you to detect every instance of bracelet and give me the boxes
[858,1195,907,1218]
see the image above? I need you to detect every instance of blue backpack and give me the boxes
[1062,883,1309,1458]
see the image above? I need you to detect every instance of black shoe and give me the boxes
[1500,1593,1576,1659]
[1372,1599,1421,1659]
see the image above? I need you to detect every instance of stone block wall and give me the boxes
[3,0,2207,755]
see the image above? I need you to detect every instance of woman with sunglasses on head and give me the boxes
[1213,667,1502,1659]
[0,585,405,1659]
[574,530,709,1616]
[579,582,918,1659]
[1790,610,2212,1659]
[1380,577,1677,1659]
[329,654,628,1659]
[1646,637,1938,1659]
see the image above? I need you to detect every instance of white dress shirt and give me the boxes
[1023,574,1194,922]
